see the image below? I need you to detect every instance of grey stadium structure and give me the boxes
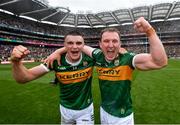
[0,0,180,62]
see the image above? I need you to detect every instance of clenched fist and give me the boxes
[134,17,152,33]
[10,45,30,62]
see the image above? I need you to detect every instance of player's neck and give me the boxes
[65,53,82,66]
[105,54,119,63]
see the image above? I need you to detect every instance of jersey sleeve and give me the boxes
[92,49,103,61]
[43,60,58,71]
[125,52,136,69]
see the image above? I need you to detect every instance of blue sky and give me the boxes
[48,0,176,13]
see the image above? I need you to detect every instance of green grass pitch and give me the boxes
[0,59,180,124]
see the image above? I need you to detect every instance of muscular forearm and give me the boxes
[12,61,32,83]
[11,61,47,83]
[147,28,168,67]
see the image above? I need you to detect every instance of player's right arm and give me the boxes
[11,45,49,83]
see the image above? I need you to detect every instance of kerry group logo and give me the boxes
[96,66,133,81]
[56,67,93,84]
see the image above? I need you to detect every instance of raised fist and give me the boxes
[134,17,152,33]
[11,45,30,62]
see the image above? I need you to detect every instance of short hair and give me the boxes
[64,30,84,40]
[100,28,121,41]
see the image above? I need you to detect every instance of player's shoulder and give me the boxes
[82,52,94,61]
[93,48,102,55]
[121,51,136,57]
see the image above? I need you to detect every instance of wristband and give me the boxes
[146,27,156,37]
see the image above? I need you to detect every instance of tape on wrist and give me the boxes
[10,56,20,62]
[146,27,156,37]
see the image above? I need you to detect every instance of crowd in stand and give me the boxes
[0,44,58,62]
[0,11,180,63]
[164,44,180,58]
[1,11,180,36]
[0,34,63,46]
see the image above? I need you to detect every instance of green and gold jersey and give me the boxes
[92,49,136,117]
[50,53,94,110]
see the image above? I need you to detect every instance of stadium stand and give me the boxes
[0,0,180,63]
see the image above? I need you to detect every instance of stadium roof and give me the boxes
[0,0,180,28]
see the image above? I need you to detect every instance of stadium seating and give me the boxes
[0,8,180,63]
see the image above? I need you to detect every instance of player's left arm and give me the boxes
[133,17,168,70]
